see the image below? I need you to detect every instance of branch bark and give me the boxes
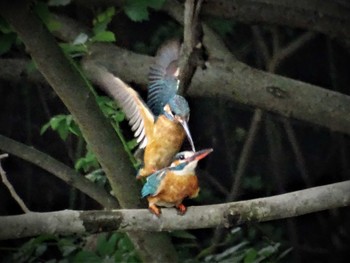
[0,1,177,262]
[0,134,119,209]
[201,0,350,41]
[86,43,350,136]
[1,180,349,240]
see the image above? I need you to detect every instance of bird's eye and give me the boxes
[171,110,176,116]
[178,154,185,160]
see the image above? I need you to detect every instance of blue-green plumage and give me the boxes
[141,170,166,198]
[147,40,182,116]
[141,161,188,198]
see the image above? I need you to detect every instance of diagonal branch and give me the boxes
[1,180,349,240]
[0,153,30,213]
[201,0,350,41]
[0,2,177,262]
[0,135,119,209]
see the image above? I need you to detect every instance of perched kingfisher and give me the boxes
[94,40,196,178]
[141,148,213,216]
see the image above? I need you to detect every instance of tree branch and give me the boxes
[0,134,119,209]
[85,43,350,136]
[201,0,350,41]
[0,153,30,213]
[1,180,349,240]
[0,2,177,262]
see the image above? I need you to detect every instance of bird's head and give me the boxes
[170,148,213,174]
[163,95,195,151]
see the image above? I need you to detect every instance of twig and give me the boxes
[227,109,263,202]
[0,134,119,209]
[0,153,30,213]
[282,118,313,187]
[268,31,317,72]
[179,0,203,94]
[251,26,270,67]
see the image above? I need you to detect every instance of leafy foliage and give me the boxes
[200,228,292,263]
[124,0,166,22]
[5,233,140,263]
[41,114,81,141]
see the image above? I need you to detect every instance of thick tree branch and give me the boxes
[0,2,177,262]
[0,59,46,84]
[1,180,349,240]
[202,0,350,41]
[86,43,350,136]
[0,135,119,209]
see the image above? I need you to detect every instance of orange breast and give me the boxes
[142,115,185,175]
[155,172,199,205]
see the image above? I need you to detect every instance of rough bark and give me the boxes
[86,43,350,135]
[1,180,349,240]
[201,0,350,41]
[0,135,119,209]
[0,1,177,262]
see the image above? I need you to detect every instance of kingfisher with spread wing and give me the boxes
[88,40,195,178]
[141,148,213,216]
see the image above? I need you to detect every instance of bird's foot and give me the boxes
[149,204,161,216]
[176,203,187,215]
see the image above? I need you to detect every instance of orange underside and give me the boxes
[147,172,199,214]
[139,115,185,177]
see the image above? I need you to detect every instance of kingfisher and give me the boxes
[92,40,196,178]
[141,148,213,216]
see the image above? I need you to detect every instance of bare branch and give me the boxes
[268,31,317,72]
[0,135,119,209]
[179,0,203,94]
[0,2,177,262]
[201,0,350,41]
[0,153,30,213]
[1,180,349,240]
[227,109,263,201]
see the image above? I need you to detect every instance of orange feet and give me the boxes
[149,204,161,216]
[176,203,187,215]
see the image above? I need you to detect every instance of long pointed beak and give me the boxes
[190,148,213,162]
[178,118,196,152]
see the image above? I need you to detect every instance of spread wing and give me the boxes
[147,40,181,116]
[89,66,154,149]
[141,169,167,198]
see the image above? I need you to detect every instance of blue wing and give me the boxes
[141,169,167,198]
[147,40,180,116]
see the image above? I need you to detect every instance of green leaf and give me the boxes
[49,115,66,130]
[113,111,125,122]
[34,2,61,31]
[40,122,51,135]
[171,230,197,240]
[35,243,47,257]
[57,124,69,141]
[124,0,165,22]
[90,31,116,43]
[92,7,115,35]
[73,251,101,263]
[244,248,257,263]
[60,43,88,56]
[126,139,138,151]
[97,233,118,257]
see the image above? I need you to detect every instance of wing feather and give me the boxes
[147,40,181,115]
[141,169,167,198]
[92,67,154,149]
